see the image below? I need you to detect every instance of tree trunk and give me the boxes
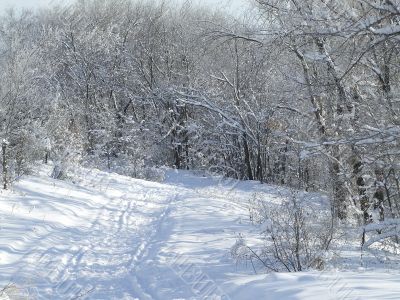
[354,160,370,224]
[331,146,348,219]
[243,133,253,180]
[2,141,8,190]
[374,168,385,222]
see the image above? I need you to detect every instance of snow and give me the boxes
[0,164,399,299]
[225,270,400,300]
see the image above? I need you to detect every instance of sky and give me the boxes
[0,0,55,11]
[0,0,251,14]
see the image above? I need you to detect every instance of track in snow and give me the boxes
[2,167,400,300]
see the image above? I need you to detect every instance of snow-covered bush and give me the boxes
[234,191,336,272]
[0,283,22,300]
[143,167,166,182]
[362,219,400,250]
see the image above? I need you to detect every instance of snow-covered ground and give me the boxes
[0,165,399,299]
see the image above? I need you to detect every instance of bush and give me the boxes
[233,190,336,272]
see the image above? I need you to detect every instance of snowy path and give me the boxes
[132,172,250,300]
[0,167,182,299]
[0,167,250,299]
[1,166,400,299]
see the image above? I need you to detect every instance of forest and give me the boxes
[0,0,400,246]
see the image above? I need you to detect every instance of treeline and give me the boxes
[0,0,399,224]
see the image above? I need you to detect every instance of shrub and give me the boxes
[233,190,336,272]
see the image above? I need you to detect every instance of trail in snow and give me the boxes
[0,166,180,299]
[1,166,400,299]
